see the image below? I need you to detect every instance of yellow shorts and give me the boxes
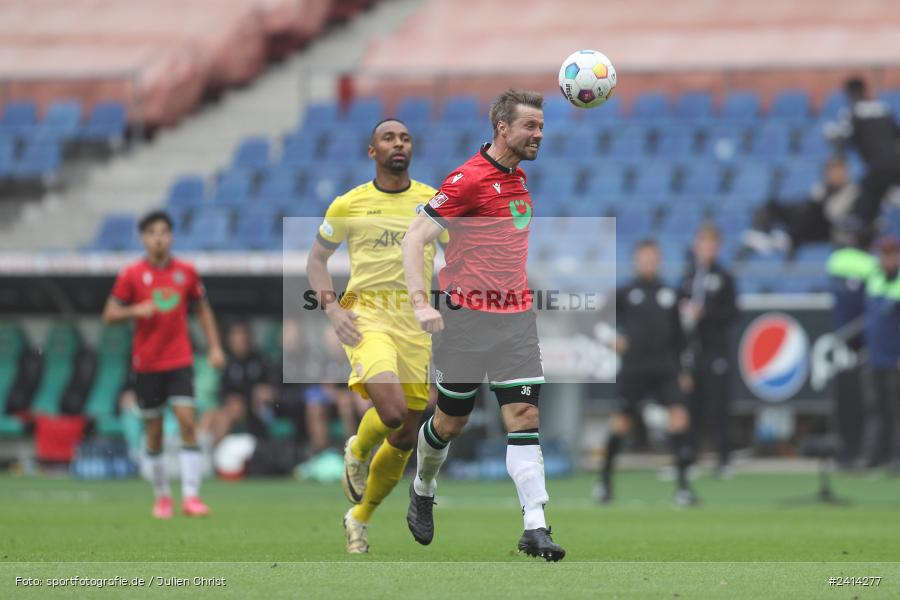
[344,330,430,411]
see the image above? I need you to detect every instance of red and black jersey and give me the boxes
[110,257,205,373]
[423,144,534,313]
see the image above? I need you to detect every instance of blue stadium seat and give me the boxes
[232,136,270,172]
[557,126,602,158]
[1,101,37,137]
[535,173,577,203]
[560,197,610,218]
[675,92,713,119]
[796,127,832,160]
[12,140,61,180]
[257,169,298,209]
[91,214,137,251]
[211,170,252,208]
[592,96,622,121]
[631,92,669,119]
[232,207,279,251]
[679,164,724,196]
[395,97,432,127]
[655,130,699,158]
[631,165,675,197]
[165,175,206,212]
[741,254,788,274]
[792,243,833,263]
[34,100,81,143]
[419,133,467,164]
[183,208,232,250]
[721,91,760,119]
[80,102,126,143]
[747,124,792,158]
[441,96,480,123]
[345,97,384,124]
[702,121,748,161]
[777,163,820,198]
[605,135,647,160]
[614,208,654,237]
[323,134,367,162]
[770,90,811,120]
[713,211,751,236]
[542,96,576,124]
[307,166,348,206]
[659,208,704,235]
[583,164,628,198]
[771,277,819,294]
[300,102,339,128]
[280,134,320,167]
[820,91,848,120]
[728,161,774,198]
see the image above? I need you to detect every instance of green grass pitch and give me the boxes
[1,471,899,599]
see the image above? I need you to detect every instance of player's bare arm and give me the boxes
[306,238,362,346]
[402,212,444,333]
[101,296,156,323]
[195,299,225,369]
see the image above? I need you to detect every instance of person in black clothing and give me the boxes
[826,77,900,222]
[596,239,698,506]
[741,157,859,257]
[200,320,276,443]
[826,216,876,468]
[679,224,739,478]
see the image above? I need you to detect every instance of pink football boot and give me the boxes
[182,496,210,517]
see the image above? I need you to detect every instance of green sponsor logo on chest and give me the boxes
[509,199,532,229]
[152,288,181,312]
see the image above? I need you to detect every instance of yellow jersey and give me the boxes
[317,179,448,336]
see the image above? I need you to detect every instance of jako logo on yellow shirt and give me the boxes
[152,288,181,312]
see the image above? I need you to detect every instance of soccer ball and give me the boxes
[558,50,617,109]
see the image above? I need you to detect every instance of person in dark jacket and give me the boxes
[596,239,698,506]
[826,216,876,467]
[826,77,900,222]
[859,236,900,472]
[679,224,739,478]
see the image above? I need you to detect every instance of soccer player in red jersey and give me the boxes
[102,210,225,519]
[401,90,564,561]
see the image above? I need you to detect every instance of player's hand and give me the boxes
[206,346,225,369]
[678,371,694,395]
[613,335,628,354]
[326,307,362,346]
[132,299,156,319]
[207,345,226,370]
[414,304,443,333]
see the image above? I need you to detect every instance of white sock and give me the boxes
[413,417,449,498]
[180,447,203,499]
[506,433,549,530]
[145,452,170,499]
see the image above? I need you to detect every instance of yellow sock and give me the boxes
[352,439,413,523]
[351,407,398,461]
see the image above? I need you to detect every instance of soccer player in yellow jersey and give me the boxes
[306,118,447,553]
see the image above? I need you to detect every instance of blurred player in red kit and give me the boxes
[102,210,225,518]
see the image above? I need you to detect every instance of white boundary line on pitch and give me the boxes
[3,562,900,565]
